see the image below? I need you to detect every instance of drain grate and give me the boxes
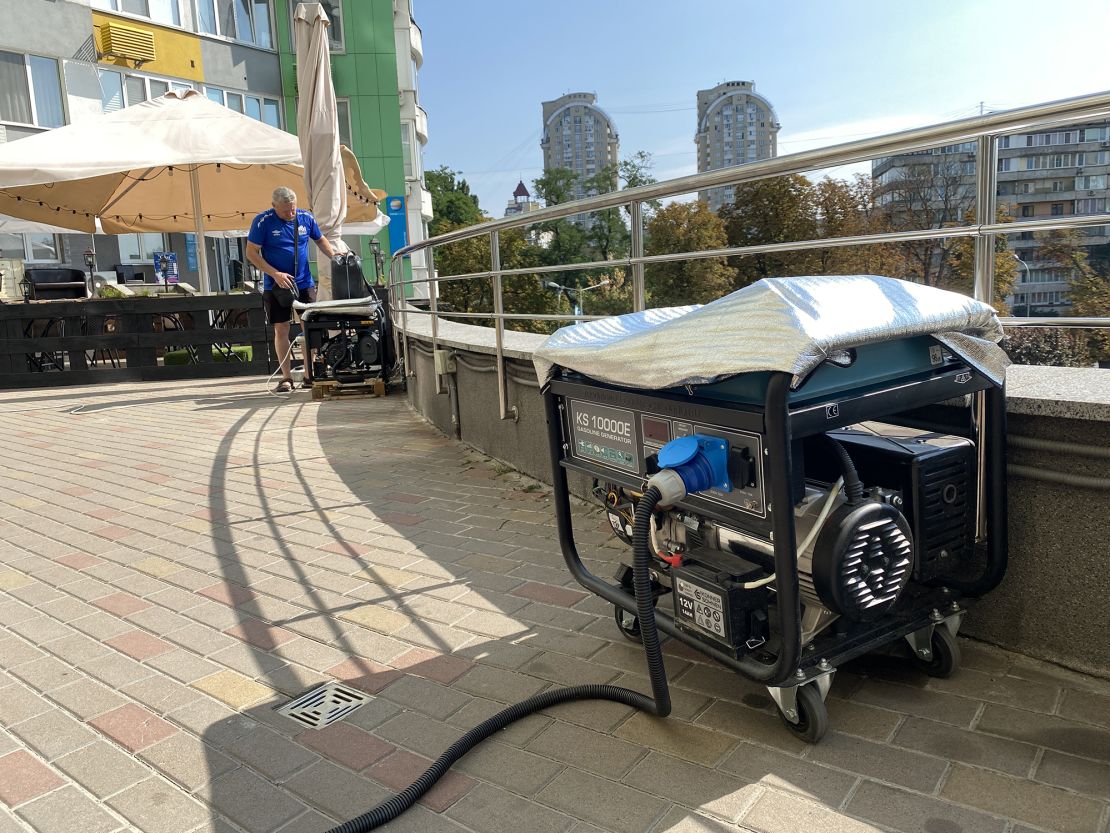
[276,681,371,729]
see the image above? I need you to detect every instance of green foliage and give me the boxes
[1001,328,1091,367]
[433,220,567,335]
[98,284,124,299]
[719,174,821,288]
[645,202,735,307]
[945,207,1017,309]
[425,166,483,235]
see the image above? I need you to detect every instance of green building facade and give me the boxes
[273,0,432,295]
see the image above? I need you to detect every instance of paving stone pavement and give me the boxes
[1,377,1109,833]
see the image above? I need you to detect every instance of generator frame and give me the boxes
[543,345,1007,733]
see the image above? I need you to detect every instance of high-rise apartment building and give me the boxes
[540,92,619,204]
[873,122,1110,315]
[695,81,780,213]
[0,0,431,297]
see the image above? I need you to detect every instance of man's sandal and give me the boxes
[274,378,294,393]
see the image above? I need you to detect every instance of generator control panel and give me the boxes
[567,397,766,517]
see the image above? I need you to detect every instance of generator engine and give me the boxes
[602,420,972,658]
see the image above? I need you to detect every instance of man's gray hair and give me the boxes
[272,186,297,205]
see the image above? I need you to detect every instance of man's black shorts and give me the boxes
[263,286,317,324]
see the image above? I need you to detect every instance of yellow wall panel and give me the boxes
[92,11,204,82]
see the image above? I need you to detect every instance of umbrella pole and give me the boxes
[189,166,211,294]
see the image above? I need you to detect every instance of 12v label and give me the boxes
[569,401,638,472]
[676,578,726,639]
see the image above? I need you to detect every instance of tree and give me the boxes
[875,159,976,287]
[945,208,1018,310]
[433,219,568,335]
[1001,328,1091,367]
[424,166,483,235]
[1055,229,1110,361]
[618,150,661,221]
[581,164,630,262]
[719,174,821,288]
[645,202,736,307]
[811,174,903,276]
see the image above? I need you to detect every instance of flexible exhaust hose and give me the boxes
[325,485,671,833]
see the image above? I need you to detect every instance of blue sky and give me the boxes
[415,0,1110,215]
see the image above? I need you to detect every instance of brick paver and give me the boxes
[2,377,1110,833]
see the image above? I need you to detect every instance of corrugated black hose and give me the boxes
[827,436,864,503]
[326,485,672,833]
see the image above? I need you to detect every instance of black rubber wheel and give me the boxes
[614,604,643,643]
[912,625,961,678]
[778,683,828,743]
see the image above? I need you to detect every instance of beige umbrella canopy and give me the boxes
[0,90,382,291]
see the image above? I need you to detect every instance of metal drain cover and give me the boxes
[276,681,371,729]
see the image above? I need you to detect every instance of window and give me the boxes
[1021,205,1035,217]
[400,121,413,178]
[117,233,165,262]
[100,70,189,113]
[1076,174,1107,190]
[92,0,180,26]
[203,85,280,125]
[0,51,64,128]
[1050,203,1065,216]
[0,233,60,262]
[262,99,280,127]
[199,0,272,47]
[288,0,342,51]
[337,98,352,150]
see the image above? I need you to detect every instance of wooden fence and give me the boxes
[0,295,272,388]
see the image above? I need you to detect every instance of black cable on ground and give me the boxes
[326,485,671,833]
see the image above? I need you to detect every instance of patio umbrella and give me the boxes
[295,2,346,300]
[0,90,383,292]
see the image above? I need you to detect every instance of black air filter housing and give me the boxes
[812,501,913,621]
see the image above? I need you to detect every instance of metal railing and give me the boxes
[388,89,1110,420]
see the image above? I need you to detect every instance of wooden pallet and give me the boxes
[311,377,386,401]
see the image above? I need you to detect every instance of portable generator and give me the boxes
[536,275,1009,741]
[297,285,394,387]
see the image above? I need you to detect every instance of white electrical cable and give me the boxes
[795,477,846,557]
[266,334,303,398]
[738,476,845,590]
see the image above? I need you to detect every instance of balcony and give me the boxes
[409,17,423,67]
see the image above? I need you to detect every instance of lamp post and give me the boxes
[544,279,611,316]
[84,247,96,296]
[1013,254,1030,317]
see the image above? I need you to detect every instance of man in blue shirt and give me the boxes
[246,186,338,391]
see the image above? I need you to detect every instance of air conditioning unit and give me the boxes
[1101,141,1110,148]
[1089,191,1097,196]
[100,22,156,68]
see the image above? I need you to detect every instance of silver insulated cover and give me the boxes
[533,275,1009,390]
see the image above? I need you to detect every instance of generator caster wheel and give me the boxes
[777,683,828,743]
[613,592,661,644]
[911,624,961,678]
